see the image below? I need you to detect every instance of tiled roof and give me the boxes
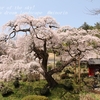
[88,58,100,65]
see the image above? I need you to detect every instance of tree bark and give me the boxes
[43,57,76,88]
[44,72,58,88]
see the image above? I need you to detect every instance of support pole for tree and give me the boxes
[78,55,81,81]
[54,52,55,68]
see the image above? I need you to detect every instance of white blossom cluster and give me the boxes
[57,26,100,60]
[0,56,44,81]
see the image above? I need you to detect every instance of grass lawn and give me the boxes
[0,80,47,100]
[0,79,79,100]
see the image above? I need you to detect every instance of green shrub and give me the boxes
[0,82,5,91]
[63,92,79,100]
[40,85,50,96]
[22,75,28,82]
[1,86,13,97]
[22,77,27,82]
[56,61,62,67]
[34,88,41,95]
[47,65,52,71]
[22,95,48,100]
[64,79,74,91]
[13,77,20,88]
[60,73,67,79]
[81,73,88,78]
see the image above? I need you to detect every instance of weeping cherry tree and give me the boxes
[2,15,100,87]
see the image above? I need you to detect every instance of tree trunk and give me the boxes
[44,72,58,88]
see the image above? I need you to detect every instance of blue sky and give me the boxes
[0,0,100,28]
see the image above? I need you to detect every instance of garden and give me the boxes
[0,15,100,100]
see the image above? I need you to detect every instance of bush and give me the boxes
[56,61,62,67]
[34,88,41,95]
[0,82,5,91]
[1,86,13,97]
[22,77,27,82]
[64,79,74,91]
[22,95,48,100]
[63,92,79,100]
[13,77,20,88]
[81,73,88,78]
[40,85,50,96]
[47,65,52,71]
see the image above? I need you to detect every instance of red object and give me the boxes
[88,67,95,76]
[87,58,100,77]
[88,65,100,77]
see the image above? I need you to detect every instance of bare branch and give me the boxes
[89,9,100,15]
[48,57,76,75]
